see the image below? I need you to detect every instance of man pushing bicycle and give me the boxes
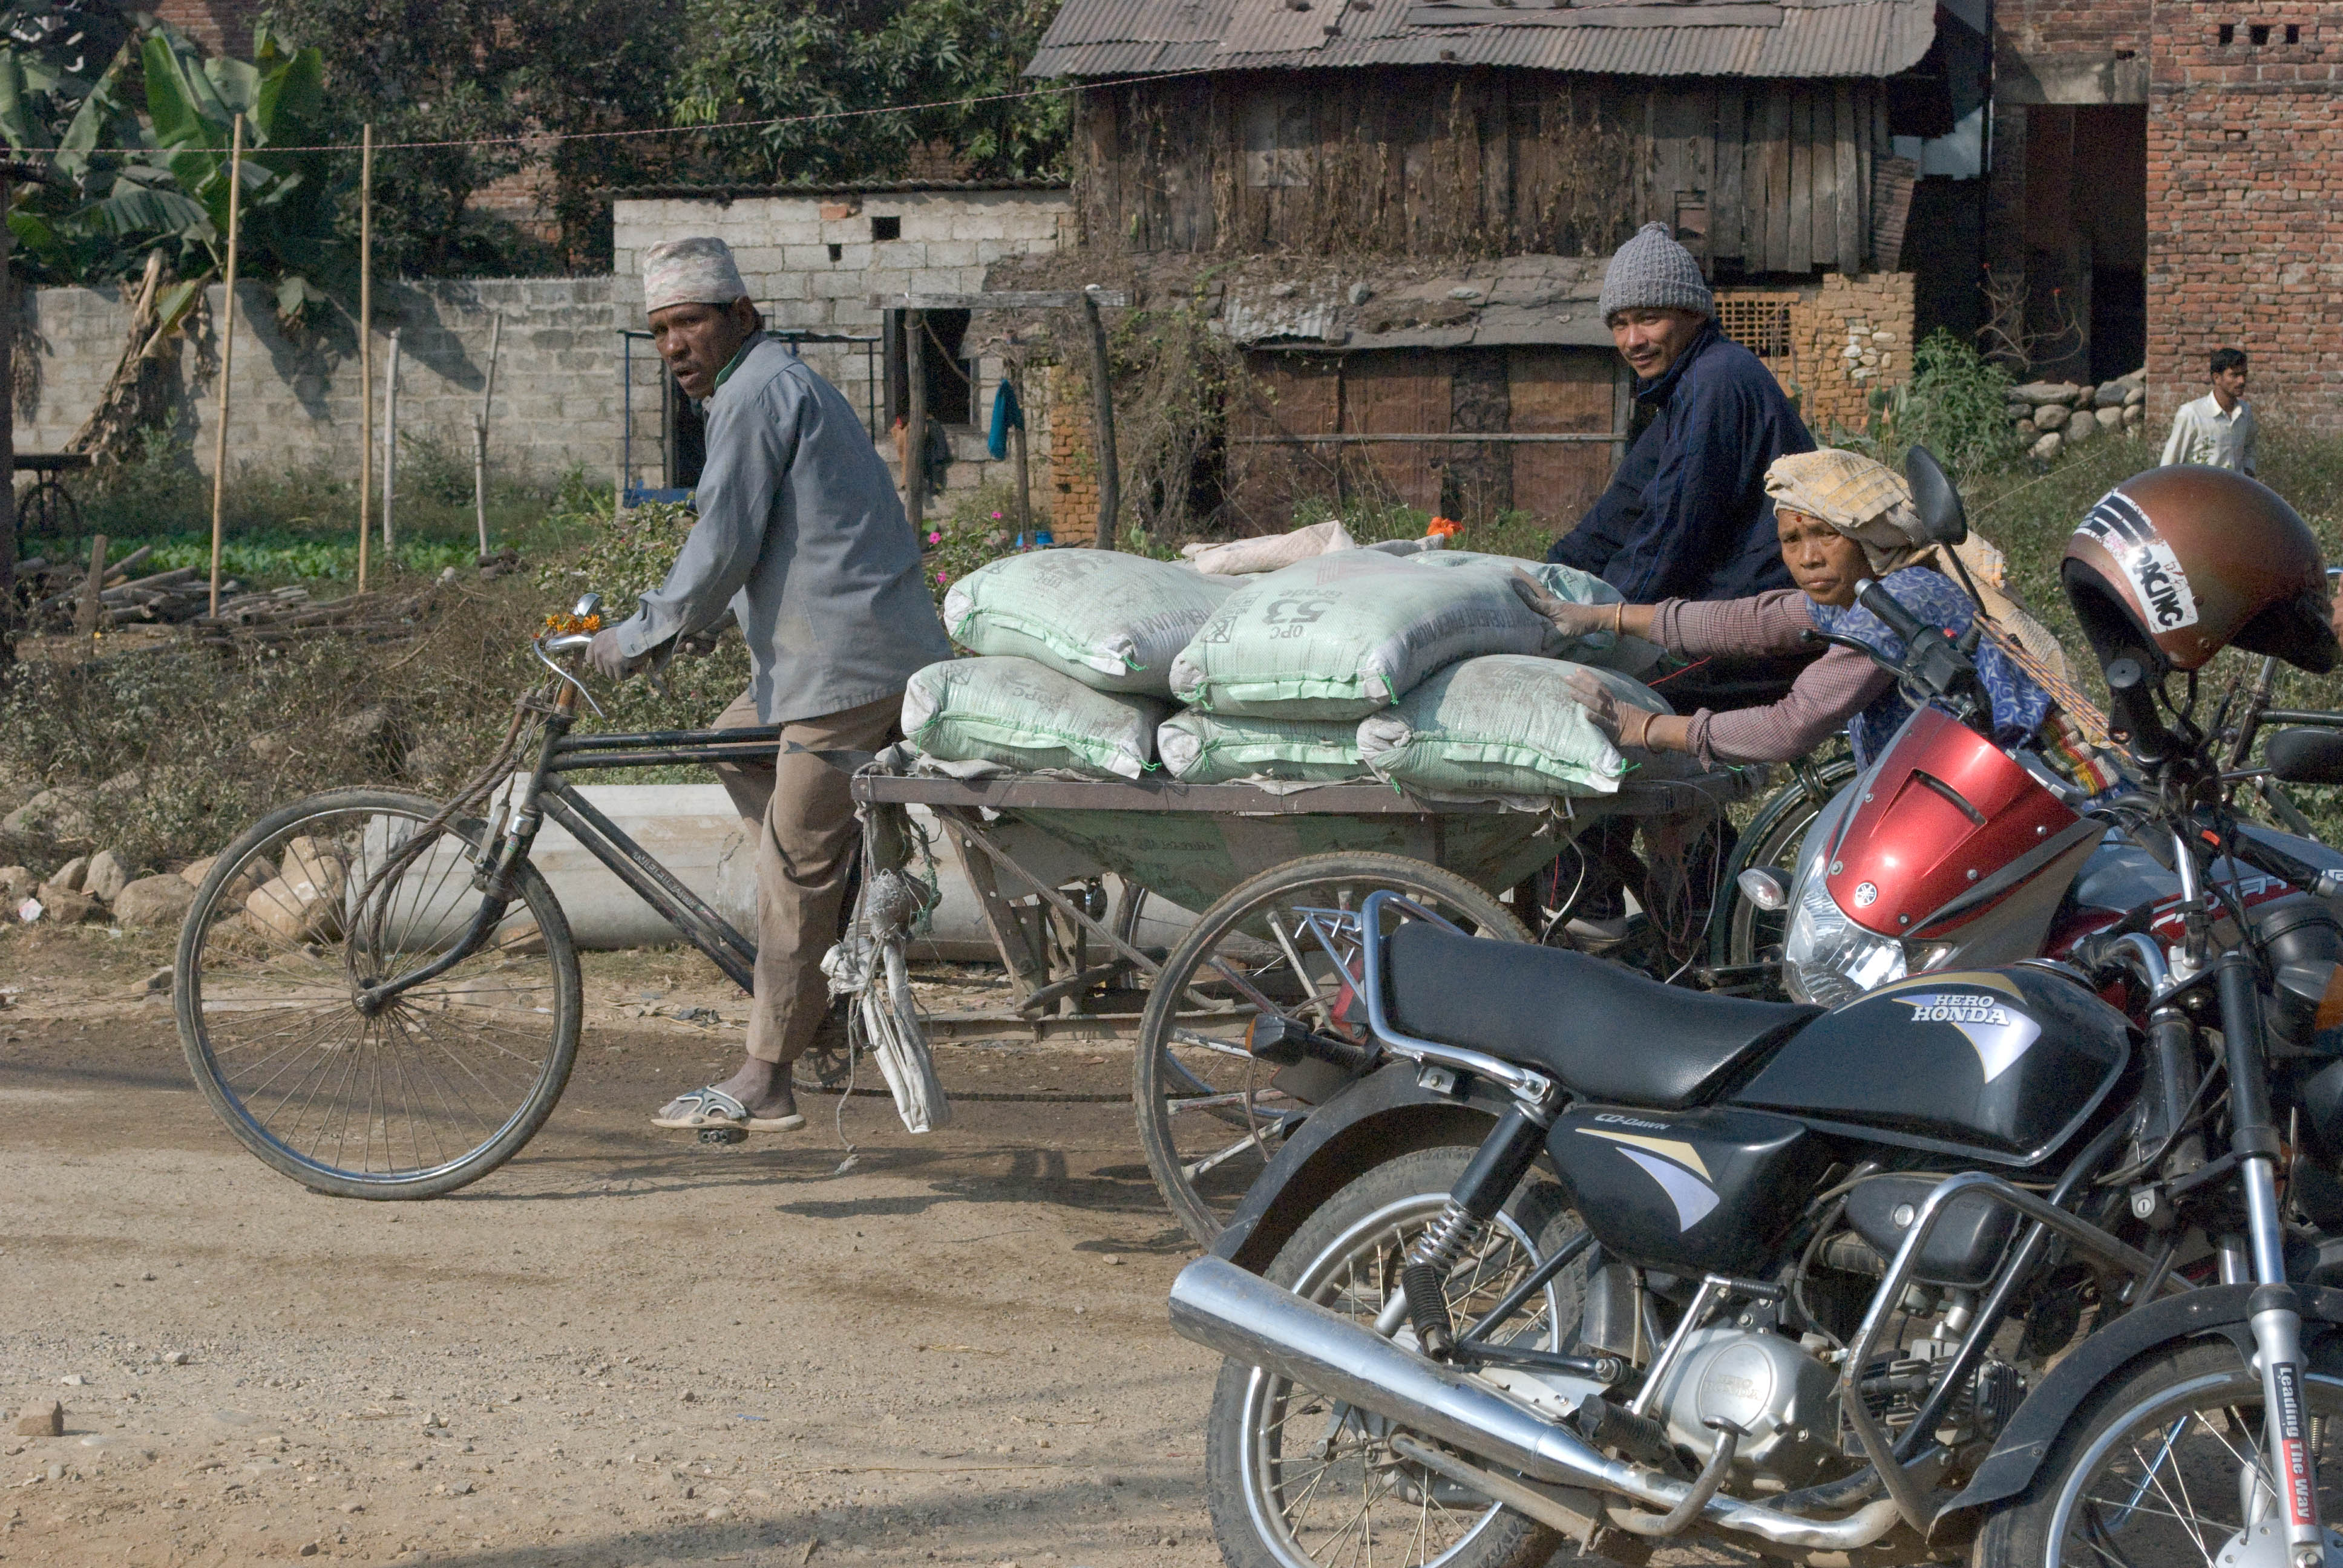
[586,236,952,1135]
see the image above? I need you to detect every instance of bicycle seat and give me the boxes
[1383,922,1820,1110]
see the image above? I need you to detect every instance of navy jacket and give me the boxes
[1548,322,1814,603]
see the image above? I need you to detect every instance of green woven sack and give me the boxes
[941,549,1234,697]
[1156,711,1366,784]
[1168,551,1552,719]
[901,658,1165,780]
[1355,656,1672,799]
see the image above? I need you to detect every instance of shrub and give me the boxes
[1873,330,2024,479]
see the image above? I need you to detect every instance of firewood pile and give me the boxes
[13,550,433,646]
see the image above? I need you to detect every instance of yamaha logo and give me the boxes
[1852,881,1878,907]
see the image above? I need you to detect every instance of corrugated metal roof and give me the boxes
[1029,0,1932,79]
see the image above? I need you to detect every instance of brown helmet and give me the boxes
[2061,466,2338,677]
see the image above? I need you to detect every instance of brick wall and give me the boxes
[1043,364,1101,543]
[151,0,262,57]
[18,276,619,481]
[2146,4,2343,433]
[1716,272,1917,438]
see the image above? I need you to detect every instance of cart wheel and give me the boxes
[1135,851,1529,1247]
[1708,756,1858,980]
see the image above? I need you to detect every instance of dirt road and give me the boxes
[0,927,1227,1567]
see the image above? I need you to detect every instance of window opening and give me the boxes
[2218,22,2235,44]
[827,242,843,263]
[871,215,901,242]
[884,309,975,426]
[2287,22,2301,42]
[1715,298,1794,359]
[2250,22,2270,43]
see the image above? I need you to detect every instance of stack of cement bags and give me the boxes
[900,531,1675,799]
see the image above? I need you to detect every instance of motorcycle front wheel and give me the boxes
[1203,1146,1590,1568]
[1972,1336,2343,1567]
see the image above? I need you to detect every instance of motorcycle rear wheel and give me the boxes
[1204,1146,1588,1568]
[1971,1336,2343,1567]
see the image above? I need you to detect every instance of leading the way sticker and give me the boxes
[2077,492,2200,632]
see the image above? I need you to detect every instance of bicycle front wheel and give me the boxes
[174,789,582,1199]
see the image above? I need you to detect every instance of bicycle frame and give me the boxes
[361,679,779,1009]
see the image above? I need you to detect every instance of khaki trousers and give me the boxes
[710,689,903,1066]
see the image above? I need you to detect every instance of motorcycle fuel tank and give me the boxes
[1730,966,2131,1166]
[1823,707,2079,940]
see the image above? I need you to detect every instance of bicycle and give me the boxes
[172,594,938,1199]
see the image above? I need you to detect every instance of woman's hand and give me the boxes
[1565,669,1672,751]
[1510,570,1618,641]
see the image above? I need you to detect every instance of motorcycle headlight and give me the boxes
[1783,872,1907,1007]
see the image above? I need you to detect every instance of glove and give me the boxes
[1565,668,1659,751]
[585,628,644,681]
[1510,570,1618,642]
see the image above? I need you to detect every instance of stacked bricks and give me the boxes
[2146,4,2343,434]
[1715,272,1917,437]
[612,190,1073,503]
[1044,364,1102,543]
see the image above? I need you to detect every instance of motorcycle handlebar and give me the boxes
[1855,577,1931,645]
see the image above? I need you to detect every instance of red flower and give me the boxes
[1426,517,1464,538]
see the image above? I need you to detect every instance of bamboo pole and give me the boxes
[380,327,400,549]
[357,124,372,594]
[207,113,244,616]
[0,169,16,657]
[472,312,502,560]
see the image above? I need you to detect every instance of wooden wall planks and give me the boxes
[1075,70,1892,278]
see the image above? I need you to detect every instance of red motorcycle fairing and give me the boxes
[1824,706,2080,939]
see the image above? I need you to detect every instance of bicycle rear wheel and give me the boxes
[174,788,582,1199]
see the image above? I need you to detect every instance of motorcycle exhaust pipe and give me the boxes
[1168,1256,1907,1553]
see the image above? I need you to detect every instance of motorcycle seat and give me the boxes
[1384,922,1822,1110]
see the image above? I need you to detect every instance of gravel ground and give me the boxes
[0,929,1228,1568]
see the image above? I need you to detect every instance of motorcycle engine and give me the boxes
[1649,1328,1843,1488]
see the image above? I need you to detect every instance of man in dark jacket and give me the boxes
[1550,221,1816,709]
[1544,221,1816,944]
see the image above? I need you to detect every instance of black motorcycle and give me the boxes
[1170,460,2343,1568]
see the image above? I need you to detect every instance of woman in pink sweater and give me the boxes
[1516,448,2076,775]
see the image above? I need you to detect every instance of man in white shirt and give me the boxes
[2160,347,2256,474]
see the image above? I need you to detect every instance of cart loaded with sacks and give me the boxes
[168,531,1758,1229]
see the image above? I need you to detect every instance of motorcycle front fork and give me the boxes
[2219,952,2330,1567]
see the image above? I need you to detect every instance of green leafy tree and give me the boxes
[260,0,684,275]
[670,0,1068,185]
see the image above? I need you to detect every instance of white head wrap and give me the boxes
[1763,448,1928,575]
[642,237,749,316]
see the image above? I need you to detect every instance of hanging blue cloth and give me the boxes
[1806,565,2055,767]
[988,377,1024,460]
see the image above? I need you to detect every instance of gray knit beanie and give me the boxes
[1598,221,1713,324]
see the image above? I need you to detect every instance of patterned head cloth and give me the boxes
[1765,448,1927,575]
[642,237,749,316]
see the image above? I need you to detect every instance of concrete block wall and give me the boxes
[611,188,1073,508]
[2146,2,2343,433]
[18,276,621,483]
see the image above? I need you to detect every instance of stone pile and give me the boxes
[2007,371,2147,461]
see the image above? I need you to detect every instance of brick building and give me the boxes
[2142,3,2343,431]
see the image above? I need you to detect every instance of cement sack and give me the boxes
[1406,550,1664,677]
[1181,519,1354,577]
[901,658,1163,780]
[1156,711,1366,784]
[1168,550,1552,720]
[941,549,1234,697]
[1356,656,1672,799]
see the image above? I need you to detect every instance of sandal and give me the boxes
[650,1086,806,1132]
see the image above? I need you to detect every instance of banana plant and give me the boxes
[0,12,346,335]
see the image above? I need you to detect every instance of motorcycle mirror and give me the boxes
[2267,728,2343,786]
[1904,445,1969,547]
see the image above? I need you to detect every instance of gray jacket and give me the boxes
[612,335,950,722]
